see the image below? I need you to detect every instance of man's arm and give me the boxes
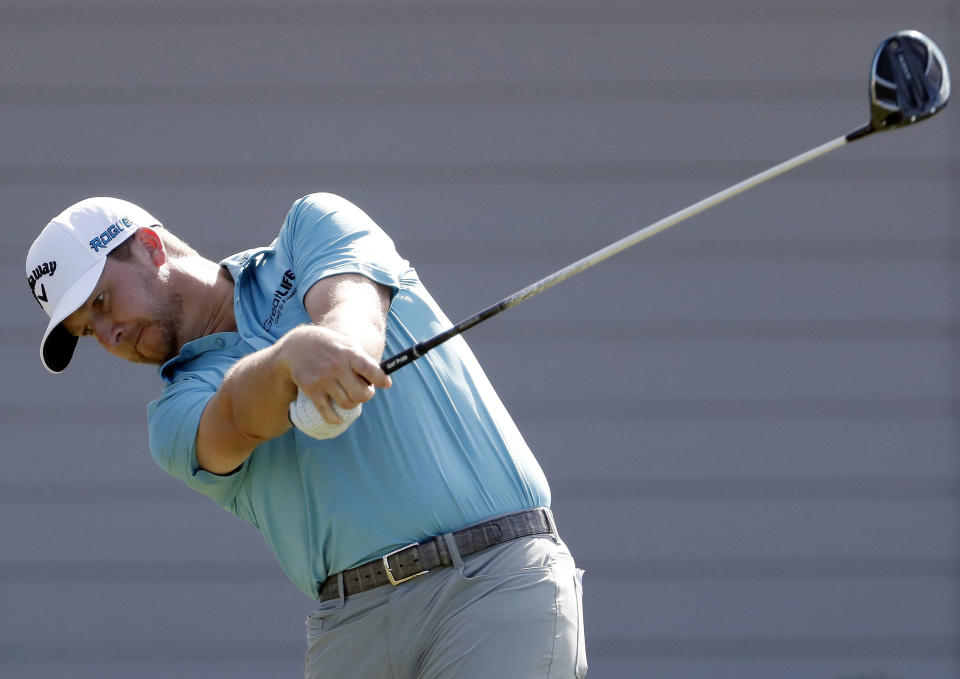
[195,273,392,475]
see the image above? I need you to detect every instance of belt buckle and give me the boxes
[382,542,429,586]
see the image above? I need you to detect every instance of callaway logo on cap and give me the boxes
[25,197,162,373]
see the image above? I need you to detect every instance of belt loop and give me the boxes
[543,507,560,544]
[335,571,346,609]
[441,532,465,570]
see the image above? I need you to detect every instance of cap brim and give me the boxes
[39,259,107,373]
[42,324,79,373]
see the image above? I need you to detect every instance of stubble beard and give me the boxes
[144,289,184,365]
[133,268,185,366]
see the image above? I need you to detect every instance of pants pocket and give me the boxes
[305,603,340,636]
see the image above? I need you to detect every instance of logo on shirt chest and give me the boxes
[263,269,297,331]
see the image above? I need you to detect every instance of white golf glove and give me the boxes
[288,389,362,440]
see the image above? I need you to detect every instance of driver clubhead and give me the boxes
[870,30,950,132]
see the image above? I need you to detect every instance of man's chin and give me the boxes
[138,346,179,366]
[131,326,180,365]
[131,353,167,366]
[117,350,161,366]
[123,342,178,366]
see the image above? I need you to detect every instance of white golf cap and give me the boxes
[26,197,162,373]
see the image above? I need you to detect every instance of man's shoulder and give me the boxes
[294,192,354,209]
[287,192,357,223]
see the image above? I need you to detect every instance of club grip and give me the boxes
[381,345,421,374]
[379,323,469,374]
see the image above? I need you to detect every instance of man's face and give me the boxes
[61,245,183,365]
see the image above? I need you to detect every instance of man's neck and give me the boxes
[205,265,239,336]
[179,257,238,341]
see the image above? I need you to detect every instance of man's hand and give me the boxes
[196,273,393,474]
[279,323,391,425]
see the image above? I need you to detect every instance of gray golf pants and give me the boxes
[305,535,587,678]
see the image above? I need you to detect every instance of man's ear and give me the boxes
[135,227,167,267]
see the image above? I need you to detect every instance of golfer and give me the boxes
[26,194,587,678]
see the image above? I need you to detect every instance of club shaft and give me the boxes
[381,133,852,374]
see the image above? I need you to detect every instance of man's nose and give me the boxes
[93,317,124,349]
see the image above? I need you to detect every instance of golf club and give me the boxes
[380,29,950,375]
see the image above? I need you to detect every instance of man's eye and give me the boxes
[93,293,105,310]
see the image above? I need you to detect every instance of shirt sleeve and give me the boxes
[279,193,408,303]
[147,376,249,509]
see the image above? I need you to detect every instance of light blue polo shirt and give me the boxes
[147,193,550,598]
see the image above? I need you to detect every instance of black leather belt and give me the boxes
[318,508,555,602]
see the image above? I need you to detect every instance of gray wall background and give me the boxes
[1,1,957,677]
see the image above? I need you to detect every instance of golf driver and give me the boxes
[381,29,950,375]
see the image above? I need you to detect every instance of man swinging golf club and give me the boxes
[26,193,588,679]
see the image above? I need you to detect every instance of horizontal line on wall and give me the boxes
[0,1,946,27]
[551,477,960,501]
[1,396,954,426]
[5,238,956,267]
[0,479,197,504]
[466,318,959,341]
[2,318,954,351]
[399,237,956,262]
[0,559,282,584]
[1,476,955,506]
[1,635,956,664]
[589,634,960,660]
[0,404,151,426]
[581,556,960,580]
[0,639,302,664]
[0,556,955,585]
[0,158,952,188]
[507,396,957,423]
[0,79,864,106]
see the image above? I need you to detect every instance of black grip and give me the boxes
[381,345,421,374]
[379,297,519,375]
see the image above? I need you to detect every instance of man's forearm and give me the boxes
[195,337,297,474]
[195,274,392,474]
[218,340,298,441]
